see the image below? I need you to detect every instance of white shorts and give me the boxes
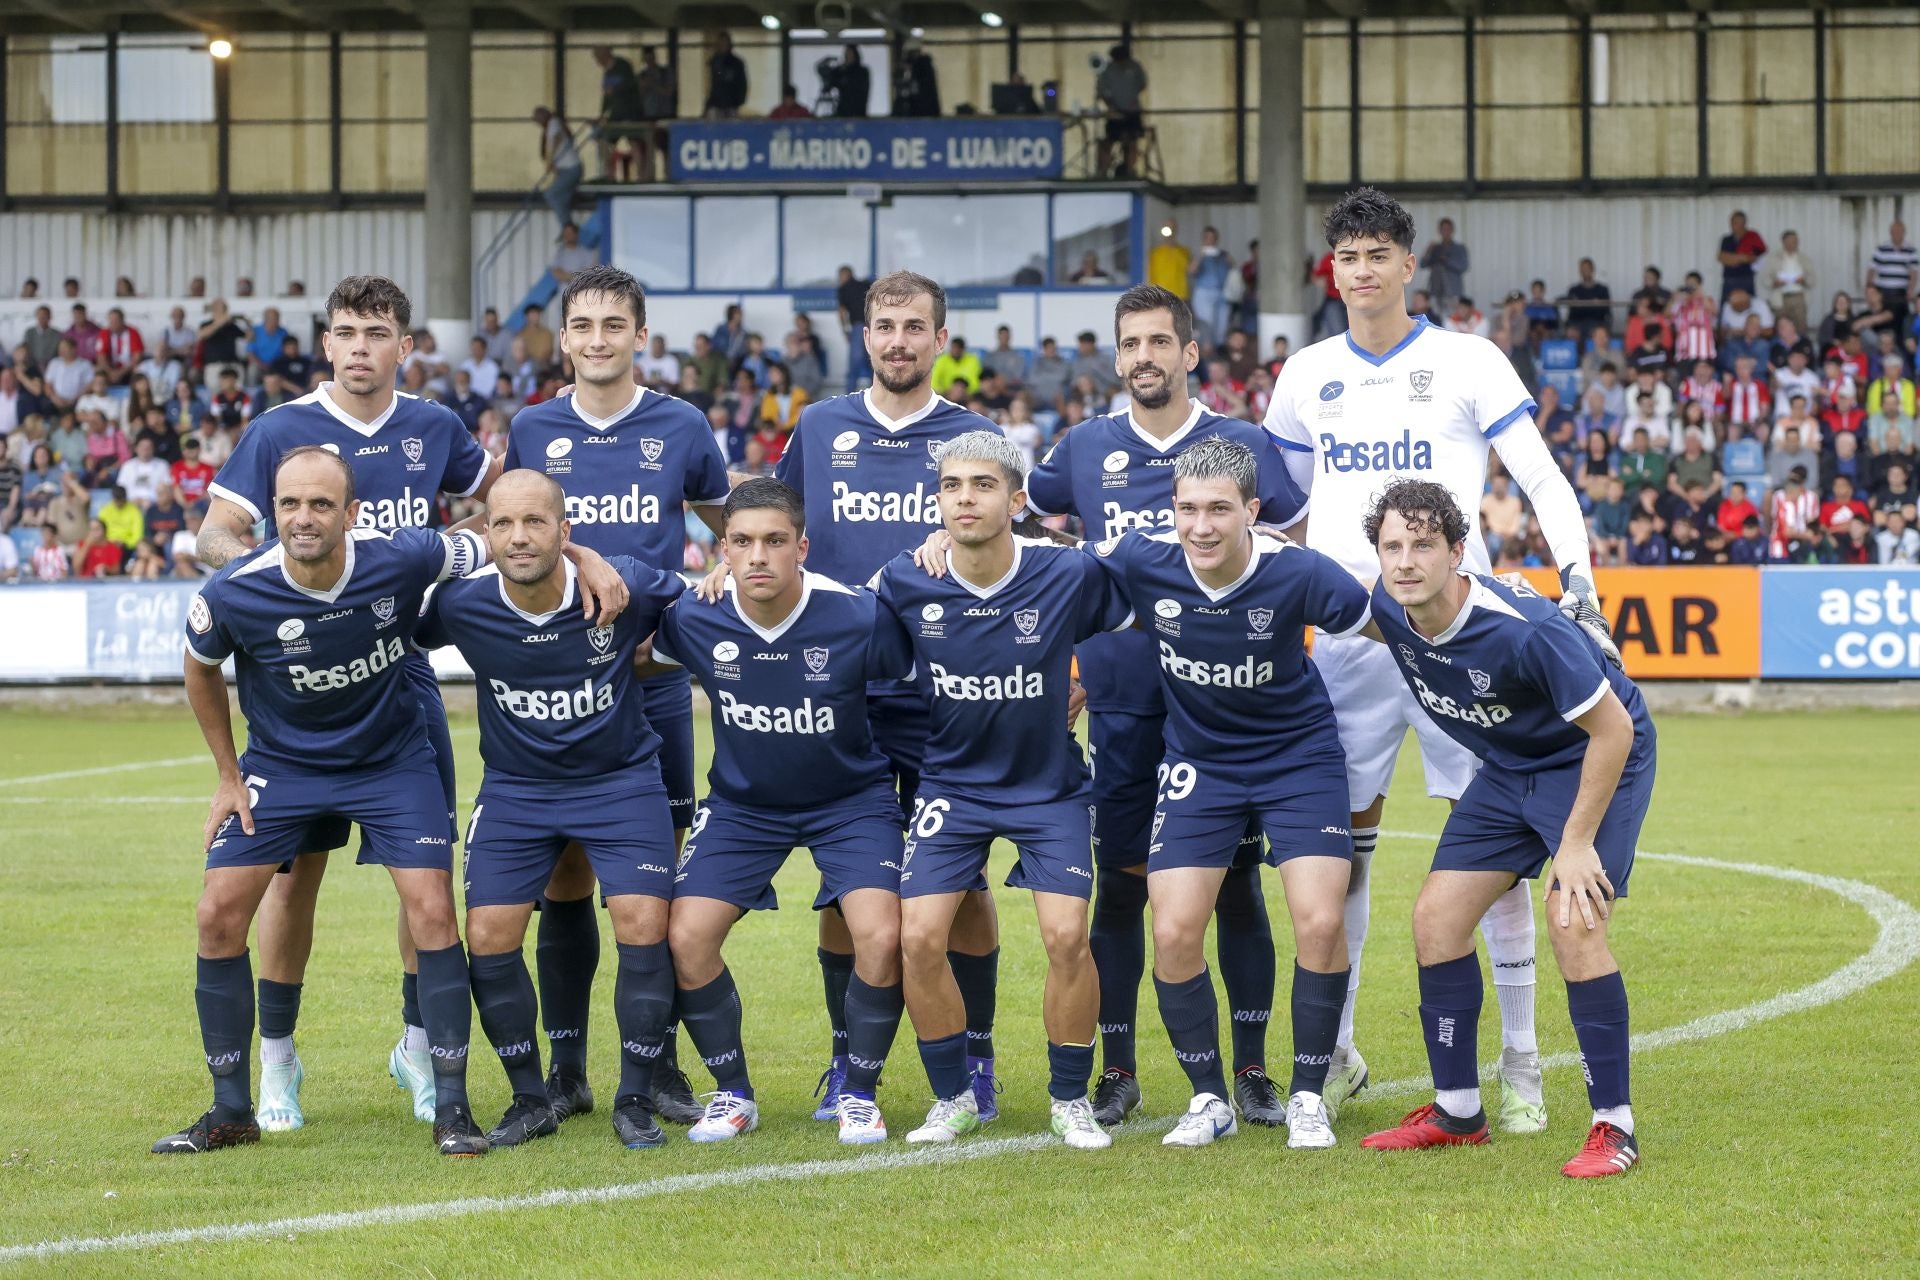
[1314,628,1480,809]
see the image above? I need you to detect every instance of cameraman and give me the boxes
[1096,44,1147,178]
[826,44,871,118]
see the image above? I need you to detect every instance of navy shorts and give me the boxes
[869,687,930,824]
[901,790,1095,900]
[1149,748,1353,872]
[1432,746,1655,898]
[462,771,677,907]
[674,783,905,911]
[641,672,696,830]
[1090,709,1262,871]
[208,755,452,873]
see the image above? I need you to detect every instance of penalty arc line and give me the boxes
[0,846,1914,1264]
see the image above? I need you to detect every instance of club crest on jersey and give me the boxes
[710,640,741,681]
[1248,608,1273,634]
[402,437,425,470]
[1469,668,1493,695]
[1408,370,1434,401]
[1013,608,1042,644]
[1319,381,1344,402]
[804,646,830,674]
[546,437,572,460]
[278,619,306,642]
[919,601,945,638]
[640,438,665,466]
[372,595,397,625]
[1398,643,1419,671]
[589,624,615,655]
[1101,450,1130,475]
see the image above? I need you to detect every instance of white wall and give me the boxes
[1157,189,1913,312]
[0,208,559,324]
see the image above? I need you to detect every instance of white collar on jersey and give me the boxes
[297,383,400,438]
[495,556,578,625]
[1424,572,1524,645]
[569,384,647,433]
[1342,315,1432,368]
[861,387,945,434]
[1170,528,1286,604]
[724,570,816,643]
[1124,400,1205,454]
[949,536,1052,600]
[243,527,373,605]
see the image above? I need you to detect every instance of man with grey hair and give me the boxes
[870,428,1133,1151]
[1079,434,1368,1150]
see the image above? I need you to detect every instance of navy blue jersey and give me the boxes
[871,538,1134,805]
[209,386,489,532]
[1025,404,1310,716]
[414,556,685,787]
[1090,529,1369,766]
[774,390,999,586]
[185,527,486,773]
[653,571,909,810]
[1368,573,1655,774]
[502,387,729,570]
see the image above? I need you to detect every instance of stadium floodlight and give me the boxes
[208,38,234,59]
[760,13,782,30]
[980,12,1004,28]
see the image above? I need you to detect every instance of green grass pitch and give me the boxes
[0,702,1916,1276]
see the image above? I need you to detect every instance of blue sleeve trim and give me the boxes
[1273,436,1314,453]
[1483,398,1538,440]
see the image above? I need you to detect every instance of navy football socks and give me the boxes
[469,949,545,1099]
[1419,952,1484,1115]
[1155,968,1228,1100]
[415,942,473,1113]
[1288,962,1350,1096]
[197,952,254,1115]
[614,941,675,1103]
[1089,867,1149,1074]
[536,894,599,1074]
[916,1030,970,1101]
[1047,1042,1096,1102]
[1566,970,1631,1111]
[818,946,854,1065]
[842,973,905,1096]
[256,977,302,1044]
[1215,863,1277,1075]
[679,968,752,1098]
[947,946,998,1065]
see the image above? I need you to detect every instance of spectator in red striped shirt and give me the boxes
[1670,272,1718,367]
[30,523,68,581]
[1680,359,1726,418]
[1769,466,1818,560]
[1726,355,1770,429]
[97,308,145,387]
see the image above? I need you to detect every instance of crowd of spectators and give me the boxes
[6,208,1917,582]
[1395,212,1920,568]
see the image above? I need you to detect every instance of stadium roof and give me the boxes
[0,0,1902,38]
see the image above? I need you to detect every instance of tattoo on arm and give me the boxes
[195,526,250,569]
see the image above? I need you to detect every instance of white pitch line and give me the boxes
[0,1130,1074,1264]
[2,846,1914,1265]
[0,755,205,787]
[0,795,204,805]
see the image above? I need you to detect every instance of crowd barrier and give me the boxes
[0,566,1915,683]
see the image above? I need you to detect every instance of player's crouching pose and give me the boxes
[875,431,1132,1150]
[1356,480,1654,1177]
[653,479,910,1145]
[155,447,491,1157]
[412,471,688,1153]
[1088,438,1363,1149]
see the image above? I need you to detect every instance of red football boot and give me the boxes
[1361,1102,1491,1150]
[1561,1121,1639,1178]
